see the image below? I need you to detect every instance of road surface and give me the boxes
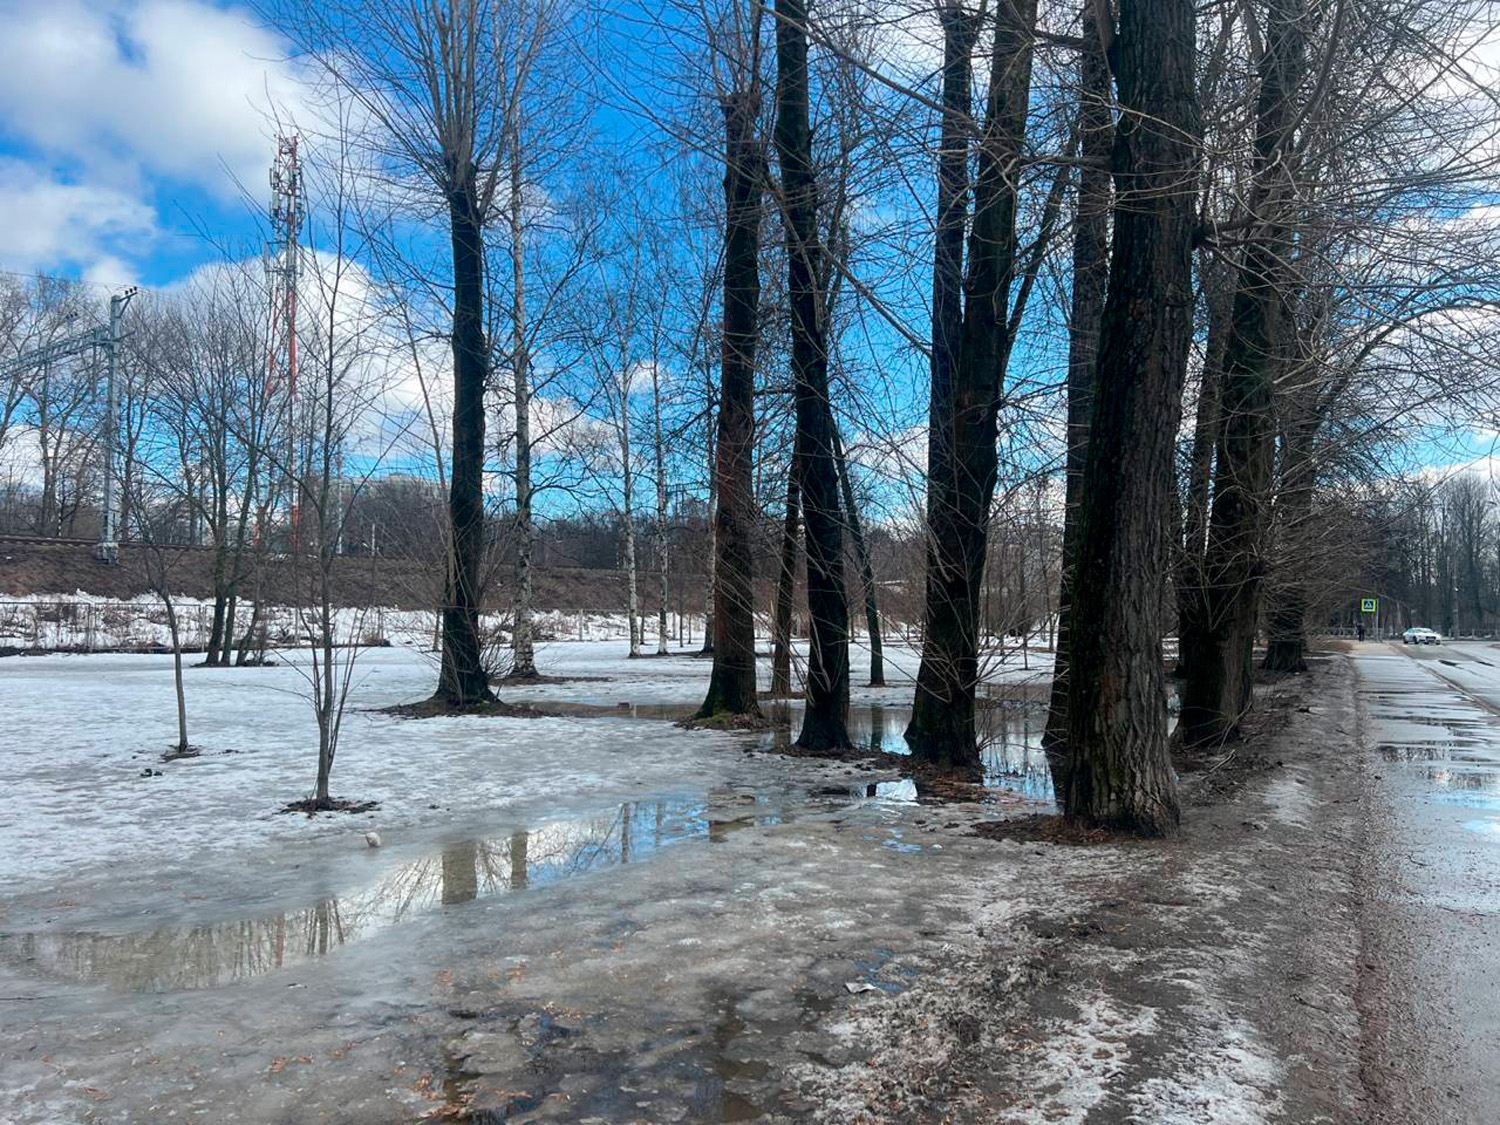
[1354,641,1500,1123]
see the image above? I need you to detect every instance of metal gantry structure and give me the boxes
[0,287,137,562]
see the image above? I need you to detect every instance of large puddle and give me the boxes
[552,699,1056,803]
[0,791,803,992]
[1359,653,1500,830]
[1,702,1054,994]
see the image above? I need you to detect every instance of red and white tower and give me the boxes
[266,134,304,536]
[266,133,303,398]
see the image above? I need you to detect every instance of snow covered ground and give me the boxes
[0,639,1052,900]
[0,641,1373,1123]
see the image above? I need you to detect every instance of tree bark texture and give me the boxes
[700,400,717,655]
[435,169,494,707]
[832,421,884,686]
[776,0,852,752]
[1044,7,1112,752]
[1262,406,1317,671]
[653,362,670,655]
[696,89,764,720]
[619,374,641,658]
[1174,255,1235,678]
[509,142,539,680]
[772,456,800,697]
[1055,0,1201,835]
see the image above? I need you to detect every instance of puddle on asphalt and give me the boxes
[1360,664,1500,816]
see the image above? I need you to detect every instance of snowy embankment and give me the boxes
[0,592,701,652]
[0,640,1052,899]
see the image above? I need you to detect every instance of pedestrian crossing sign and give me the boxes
[1361,597,1377,613]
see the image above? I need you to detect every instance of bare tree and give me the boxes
[279,0,510,707]
[906,0,1038,774]
[1043,2,1112,751]
[694,0,768,725]
[1179,0,1310,745]
[1053,0,1201,835]
[773,0,853,751]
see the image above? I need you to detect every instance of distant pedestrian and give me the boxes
[1357,623,1366,642]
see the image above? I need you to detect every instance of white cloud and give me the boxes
[0,0,310,279]
[0,158,157,277]
[0,0,306,191]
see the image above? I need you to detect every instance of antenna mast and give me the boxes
[266,134,304,534]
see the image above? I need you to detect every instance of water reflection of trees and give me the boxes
[1417,766,1500,792]
[761,702,1056,802]
[978,708,1054,801]
[1,796,772,993]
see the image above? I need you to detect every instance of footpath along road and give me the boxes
[1354,641,1500,1124]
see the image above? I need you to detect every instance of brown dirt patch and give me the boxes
[379,696,550,720]
[969,813,1122,846]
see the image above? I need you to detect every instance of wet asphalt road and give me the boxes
[1354,641,1500,1123]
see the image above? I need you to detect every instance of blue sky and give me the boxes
[0,0,299,290]
[3,0,1494,501]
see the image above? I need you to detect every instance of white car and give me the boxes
[1402,627,1441,645]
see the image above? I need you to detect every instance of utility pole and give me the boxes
[97,288,138,562]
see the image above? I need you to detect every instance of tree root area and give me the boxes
[496,672,609,685]
[160,746,203,762]
[969,813,1121,846]
[279,797,380,816]
[379,697,550,720]
[676,711,773,732]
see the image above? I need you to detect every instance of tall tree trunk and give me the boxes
[906,0,1035,774]
[621,386,641,658]
[434,170,493,707]
[1055,0,1201,835]
[910,2,976,760]
[1179,0,1307,744]
[652,361,670,655]
[207,527,228,665]
[1174,257,1235,678]
[832,422,884,686]
[772,455,800,696]
[1043,8,1112,752]
[1262,411,1317,671]
[165,596,188,754]
[220,594,238,668]
[700,395,716,655]
[695,87,764,722]
[236,595,264,665]
[218,455,260,666]
[776,0,851,753]
[509,141,539,681]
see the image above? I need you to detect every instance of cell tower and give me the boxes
[266,134,304,538]
[266,134,303,400]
